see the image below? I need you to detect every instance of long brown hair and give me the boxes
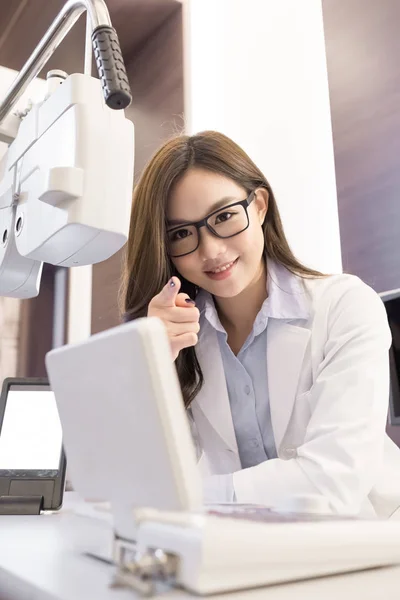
[121,131,323,408]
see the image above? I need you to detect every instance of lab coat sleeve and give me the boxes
[203,474,236,503]
[189,408,237,503]
[233,278,392,514]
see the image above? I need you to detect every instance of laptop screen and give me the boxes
[0,383,62,473]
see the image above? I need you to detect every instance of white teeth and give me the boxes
[210,260,235,274]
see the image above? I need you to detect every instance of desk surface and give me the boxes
[1,494,400,600]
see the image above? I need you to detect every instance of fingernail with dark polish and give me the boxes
[185,298,196,304]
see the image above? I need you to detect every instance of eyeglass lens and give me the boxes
[168,203,249,257]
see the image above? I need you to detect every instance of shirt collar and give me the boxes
[196,259,310,335]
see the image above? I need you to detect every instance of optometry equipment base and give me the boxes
[1,493,400,600]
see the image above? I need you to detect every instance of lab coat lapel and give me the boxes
[267,319,311,450]
[191,325,238,453]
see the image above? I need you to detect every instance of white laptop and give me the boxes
[45,317,400,596]
[45,318,202,527]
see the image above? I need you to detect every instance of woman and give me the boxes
[122,130,400,517]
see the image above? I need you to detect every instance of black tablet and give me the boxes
[0,377,66,514]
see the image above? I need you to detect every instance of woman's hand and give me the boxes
[148,277,200,360]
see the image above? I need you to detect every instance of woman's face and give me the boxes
[167,168,268,298]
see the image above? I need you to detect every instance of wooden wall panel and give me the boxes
[0,0,179,77]
[16,264,55,378]
[323,0,400,294]
[91,7,183,334]
[323,0,400,446]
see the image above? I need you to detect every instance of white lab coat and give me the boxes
[190,268,400,518]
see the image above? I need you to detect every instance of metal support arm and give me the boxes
[0,0,132,124]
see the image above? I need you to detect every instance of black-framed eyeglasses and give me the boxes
[166,191,256,258]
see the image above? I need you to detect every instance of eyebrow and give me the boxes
[167,196,237,227]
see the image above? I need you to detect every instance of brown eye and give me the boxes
[214,211,234,224]
[169,228,192,242]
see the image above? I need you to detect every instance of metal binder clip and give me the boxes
[110,537,179,597]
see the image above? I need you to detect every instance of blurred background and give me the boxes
[1,0,400,442]
[0,0,183,376]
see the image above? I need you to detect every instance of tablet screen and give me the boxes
[0,384,63,473]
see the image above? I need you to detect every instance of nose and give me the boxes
[198,227,227,260]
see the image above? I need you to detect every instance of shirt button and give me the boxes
[282,446,297,459]
[244,385,251,395]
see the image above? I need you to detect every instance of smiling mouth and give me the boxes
[205,258,238,274]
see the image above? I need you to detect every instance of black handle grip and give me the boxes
[92,25,132,110]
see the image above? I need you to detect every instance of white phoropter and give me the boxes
[0,0,134,298]
[46,317,400,596]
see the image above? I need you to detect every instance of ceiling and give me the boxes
[0,0,180,77]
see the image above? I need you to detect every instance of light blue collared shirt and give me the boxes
[197,261,310,503]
